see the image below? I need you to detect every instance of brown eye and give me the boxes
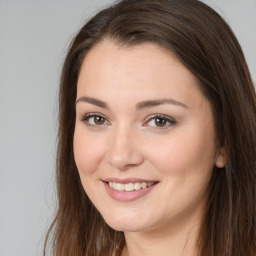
[94,116,105,125]
[155,118,167,127]
[82,114,108,126]
[145,114,176,129]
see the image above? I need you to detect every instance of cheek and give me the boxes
[141,127,216,221]
[73,125,106,177]
[144,125,216,178]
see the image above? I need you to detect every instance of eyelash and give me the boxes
[81,113,110,127]
[144,114,177,129]
[81,113,176,129]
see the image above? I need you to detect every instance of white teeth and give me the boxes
[141,182,147,189]
[134,183,141,190]
[124,183,134,192]
[116,183,125,191]
[108,181,155,191]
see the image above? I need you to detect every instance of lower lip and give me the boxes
[103,182,157,202]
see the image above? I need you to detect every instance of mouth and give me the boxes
[106,181,156,192]
[102,179,159,201]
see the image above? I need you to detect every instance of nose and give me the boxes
[106,125,144,171]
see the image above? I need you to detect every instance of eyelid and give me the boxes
[143,114,177,128]
[80,112,110,127]
[80,112,176,129]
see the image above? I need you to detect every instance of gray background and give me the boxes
[0,1,255,255]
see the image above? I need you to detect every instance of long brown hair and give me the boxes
[44,0,256,255]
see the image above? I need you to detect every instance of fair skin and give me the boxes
[74,39,225,256]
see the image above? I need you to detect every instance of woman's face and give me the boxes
[74,40,225,232]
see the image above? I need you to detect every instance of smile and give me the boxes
[108,181,154,191]
[103,179,158,201]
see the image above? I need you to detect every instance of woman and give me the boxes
[44,0,256,255]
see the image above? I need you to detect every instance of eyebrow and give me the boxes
[136,98,188,110]
[76,97,109,109]
[76,96,188,110]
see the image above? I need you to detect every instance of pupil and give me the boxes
[156,118,166,127]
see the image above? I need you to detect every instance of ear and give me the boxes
[215,146,227,168]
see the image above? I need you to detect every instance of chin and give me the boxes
[106,220,146,232]
[102,211,153,232]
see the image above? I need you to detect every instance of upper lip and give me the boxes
[102,177,159,184]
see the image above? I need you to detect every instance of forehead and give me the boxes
[77,39,204,109]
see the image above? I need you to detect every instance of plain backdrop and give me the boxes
[0,1,255,255]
